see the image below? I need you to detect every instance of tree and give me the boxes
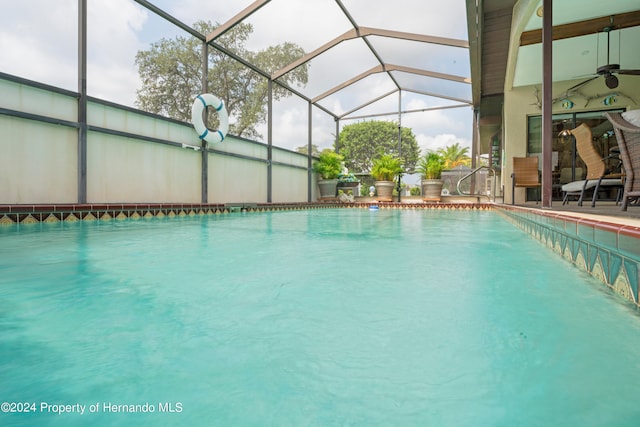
[295,143,320,157]
[135,21,308,140]
[337,121,420,173]
[437,143,471,169]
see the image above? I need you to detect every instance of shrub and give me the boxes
[312,149,344,179]
[370,154,402,181]
[417,152,445,180]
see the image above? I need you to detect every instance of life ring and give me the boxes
[191,93,229,143]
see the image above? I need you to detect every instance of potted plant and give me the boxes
[417,151,445,202]
[370,154,403,202]
[313,149,344,199]
[337,170,360,195]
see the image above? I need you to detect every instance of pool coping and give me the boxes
[0,202,493,224]
[1,201,638,308]
[496,204,640,308]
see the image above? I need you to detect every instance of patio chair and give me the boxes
[559,167,583,184]
[511,156,541,205]
[561,123,623,207]
[605,111,640,211]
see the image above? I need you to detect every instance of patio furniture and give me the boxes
[605,112,640,211]
[511,156,541,205]
[561,123,623,207]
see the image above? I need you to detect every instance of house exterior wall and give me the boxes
[501,0,640,205]
[503,78,640,204]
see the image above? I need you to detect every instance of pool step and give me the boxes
[224,203,258,212]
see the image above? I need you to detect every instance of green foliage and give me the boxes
[135,21,308,140]
[417,152,445,179]
[295,144,320,156]
[312,149,344,179]
[437,143,471,169]
[337,121,420,173]
[410,186,421,196]
[371,154,403,181]
[337,173,359,183]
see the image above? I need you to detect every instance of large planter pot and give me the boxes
[317,179,338,199]
[375,180,395,202]
[421,179,444,202]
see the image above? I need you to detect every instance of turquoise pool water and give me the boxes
[1,209,640,426]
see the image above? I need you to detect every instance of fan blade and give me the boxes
[617,69,640,75]
[565,75,599,92]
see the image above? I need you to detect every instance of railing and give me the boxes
[456,166,497,202]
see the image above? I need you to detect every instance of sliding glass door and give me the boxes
[527,108,624,201]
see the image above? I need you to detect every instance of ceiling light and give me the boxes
[558,129,571,142]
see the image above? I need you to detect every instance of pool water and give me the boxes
[2,209,640,426]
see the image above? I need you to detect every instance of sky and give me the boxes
[0,0,473,157]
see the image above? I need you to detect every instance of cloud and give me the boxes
[86,1,149,105]
[0,0,473,154]
[0,0,147,106]
[0,0,78,90]
[341,0,469,40]
[417,133,472,155]
[254,96,337,150]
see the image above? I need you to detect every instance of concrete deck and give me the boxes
[515,201,640,227]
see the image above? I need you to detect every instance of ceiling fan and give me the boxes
[544,18,640,108]
[592,24,640,89]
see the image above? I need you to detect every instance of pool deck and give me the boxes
[515,200,640,228]
[357,195,640,227]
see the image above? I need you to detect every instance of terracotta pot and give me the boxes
[421,179,443,202]
[375,180,395,202]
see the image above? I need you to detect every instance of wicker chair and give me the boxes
[605,112,640,211]
[511,156,541,205]
[561,123,623,207]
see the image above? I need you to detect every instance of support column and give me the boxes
[77,0,87,204]
[470,108,478,194]
[201,42,208,203]
[541,0,553,207]
[470,108,480,195]
[267,79,273,203]
[397,91,402,202]
[307,101,313,202]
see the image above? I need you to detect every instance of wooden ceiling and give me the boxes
[520,10,640,46]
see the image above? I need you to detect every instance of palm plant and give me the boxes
[312,149,344,179]
[417,152,445,180]
[437,143,470,169]
[371,154,403,181]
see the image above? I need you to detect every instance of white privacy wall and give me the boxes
[0,76,317,205]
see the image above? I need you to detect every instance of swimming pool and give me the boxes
[2,209,640,426]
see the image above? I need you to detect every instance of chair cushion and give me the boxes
[562,180,591,192]
[600,178,623,186]
[622,110,640,127]
[562,179,622,192]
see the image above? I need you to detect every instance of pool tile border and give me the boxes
[0,202,494,226]
[496,205,640,308]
